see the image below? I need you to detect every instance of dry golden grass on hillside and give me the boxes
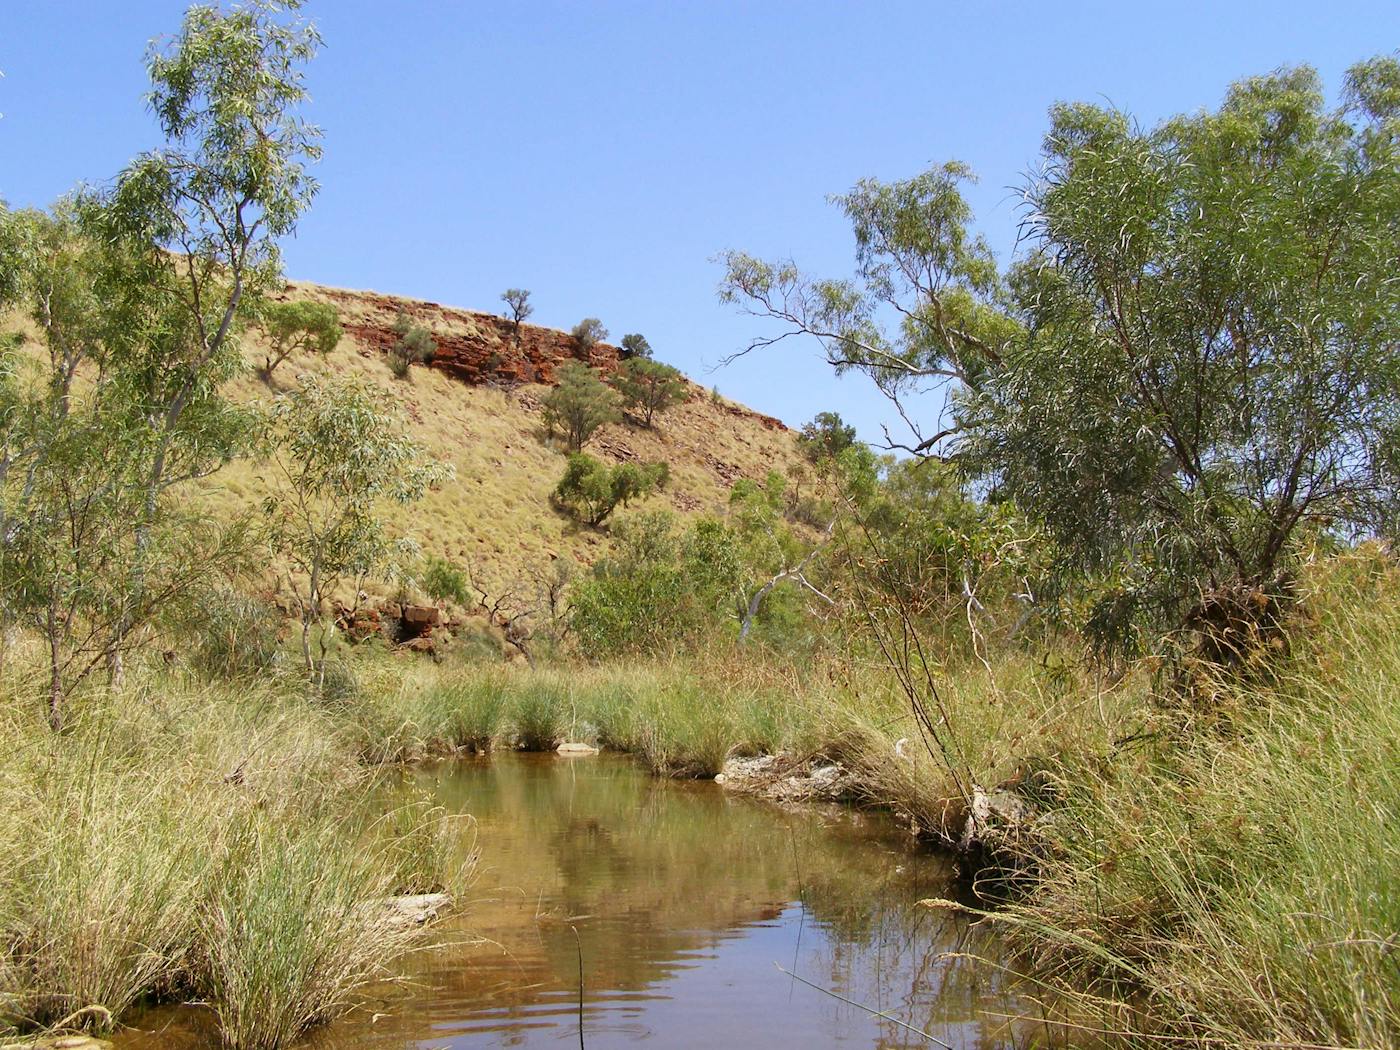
[202,281,803,599]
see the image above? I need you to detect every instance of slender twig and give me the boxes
[571,924,585,1050]
[773,963,954,1050]
[786,822,806,1003]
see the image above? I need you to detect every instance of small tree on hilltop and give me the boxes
[611,357,687,427]
[541,360,620,452]
[570,317,609,359]
[501,288,532,345]
[554,452,668,526]
[620,332,652,359]
[263,374,451,677]
[257,299,341,380]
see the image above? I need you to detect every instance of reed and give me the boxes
[0,669,466,1048]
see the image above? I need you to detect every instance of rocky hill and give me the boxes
[207,280,802,602]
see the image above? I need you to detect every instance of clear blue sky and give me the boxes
[5,2,1397,445]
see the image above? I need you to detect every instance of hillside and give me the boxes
[208,280,803,600]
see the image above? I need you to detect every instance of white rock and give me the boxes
[556,742,600,755]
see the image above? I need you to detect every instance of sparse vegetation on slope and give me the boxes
[192,279,803,603]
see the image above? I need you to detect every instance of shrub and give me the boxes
[421,555,469,607]
[256,300,341,380]
[184,588,282,679]
[540,361,621,452]
[797,411,858,464]
[552,453,666,526]
[610,357,686,427]
[569,317,608,358]
[619,332,652,359]
[387,312,436,379]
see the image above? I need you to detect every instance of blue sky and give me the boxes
[5,2,1398,445]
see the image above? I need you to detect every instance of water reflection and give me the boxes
[122,753,1047,1049]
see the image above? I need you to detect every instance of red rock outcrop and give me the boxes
[280,282,789,433]
[311,286,625,386]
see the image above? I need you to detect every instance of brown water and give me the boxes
[123,753,1047,1049]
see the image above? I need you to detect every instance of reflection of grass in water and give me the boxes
[0,673,466,1049]
[349,647,1133,844]
[411,754,1035,1048]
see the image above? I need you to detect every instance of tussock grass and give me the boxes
[341,656,802,777]
[1000,550,1400,1049]
[203,809,429,1050]
[0,667,467,1049]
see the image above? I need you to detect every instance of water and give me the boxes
[123,753,1046,1049]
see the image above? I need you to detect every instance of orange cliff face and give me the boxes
[279,280,788,433]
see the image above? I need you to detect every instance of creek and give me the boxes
[122,752,1048,1049]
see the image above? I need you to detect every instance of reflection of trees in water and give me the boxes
[796,887,1026,1048]
[118,755,1048,1050]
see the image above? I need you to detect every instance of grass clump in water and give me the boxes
[0,667,467,1048]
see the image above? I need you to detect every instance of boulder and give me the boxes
[402,636,437,658]
[402,604,441,630]
[556,742,600,756]
[380,892,450,928]
[14,1038,114,1050]
[714,754,855,802]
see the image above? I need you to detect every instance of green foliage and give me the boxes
[387,311,435,379]
[184,587,283,679]
[256,299,341,379]
[568,501,822,658]
[964,58,1400,645]
[610,357,686,427]
[724,57,1400,655]
[421,555,469,607]
[552,452,667,526]
[570,317,609,357]
[797,411,858,464]
[0,0,320,726]
[540,360,620,452]
[262,374,451,673]
[619,332,652,359]
[719,160,1009,416]
[570,512,691,656]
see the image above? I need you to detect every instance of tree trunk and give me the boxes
[107,646,125,689]
[47,629,66,732]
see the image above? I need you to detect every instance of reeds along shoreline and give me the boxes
[301,550,1400,1049]
[1,553,1395,1050]
[0,672,469,1050]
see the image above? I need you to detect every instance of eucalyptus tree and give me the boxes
[541,361,621,452]
[718,159,1016,458]
[501,288,533,344]
[262,374,450,676]
[610,357,686,427]
[0,0,323,725]
[570,317,609,357]
[969,60,1400,650]
[721,57,1400,652]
